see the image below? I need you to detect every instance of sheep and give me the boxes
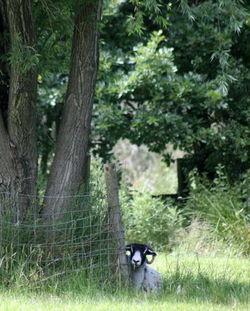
[126,243,163,293]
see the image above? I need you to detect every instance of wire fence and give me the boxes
[0,189,126,285]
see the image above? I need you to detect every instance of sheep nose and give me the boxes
[132,259,140,265]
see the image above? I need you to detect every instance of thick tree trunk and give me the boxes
[0,0,37,222]
[0,0,9,128]
[42,0,102,222]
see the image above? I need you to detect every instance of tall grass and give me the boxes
[0,160,119,288]
[185,170,250,255]
[121,167,250,255]
[0,253,249,311]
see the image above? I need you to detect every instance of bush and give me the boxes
[121,167,250,255]
[121,189,183,250]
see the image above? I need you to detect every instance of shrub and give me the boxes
[121,190,183,250]
[121,167,250,255]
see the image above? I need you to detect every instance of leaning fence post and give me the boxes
[104,163,129,283]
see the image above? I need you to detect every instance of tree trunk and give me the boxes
[0,0,9,128]
[42,0,103,222]
[0,0,37,222]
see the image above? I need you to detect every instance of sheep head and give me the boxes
[126,243,157,269]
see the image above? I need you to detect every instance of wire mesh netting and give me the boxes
[0,191,124,284]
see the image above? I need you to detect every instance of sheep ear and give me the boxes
[145,248,157,264]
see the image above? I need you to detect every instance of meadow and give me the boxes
[1,161,249,310]
[1,252,249,311]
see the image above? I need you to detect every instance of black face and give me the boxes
[126,243,157,268]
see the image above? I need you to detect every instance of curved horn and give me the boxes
[125,244,133,253]
[146,254,156,264]
[145,246,157,264]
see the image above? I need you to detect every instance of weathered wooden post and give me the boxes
[104,163,129,283]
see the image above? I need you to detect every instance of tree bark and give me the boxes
[0,0,37,222]
[42,0,103,222]
[0,0,9,128]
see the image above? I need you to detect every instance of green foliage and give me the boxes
[126,0,168,35]
[28,0,250,185]
[34,0,73,77]
[37,74,66,176]
[33,0,74,174]
[3,0,248,184]
[8,34,40,73]
[93,0,250,182]
[117,30,176,97]
[120,162,250,255]
[122,189,183,250]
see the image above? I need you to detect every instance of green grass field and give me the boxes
[1,252,249,311]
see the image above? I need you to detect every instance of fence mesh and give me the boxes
[0,192,123,285]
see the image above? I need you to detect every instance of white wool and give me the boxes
[142,265,163,293]
[128,260,163,293]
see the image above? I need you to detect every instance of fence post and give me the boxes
[104,163,129,283]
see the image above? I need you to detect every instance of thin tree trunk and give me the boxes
[42,0,102,222]
[0,0,37,222]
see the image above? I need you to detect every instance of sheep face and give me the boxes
[126,243,157,269]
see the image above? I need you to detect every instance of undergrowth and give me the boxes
[0,253,249,311]
[185,169,250,255]
[0,160,249,306]
[122,168,250,255]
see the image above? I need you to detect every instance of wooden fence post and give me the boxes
[104,163,129,283]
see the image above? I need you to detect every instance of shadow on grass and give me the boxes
[1,266,249,307]
[45,270,250,307]
[160,272,250,305]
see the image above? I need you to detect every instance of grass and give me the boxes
[1,252,249,311]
